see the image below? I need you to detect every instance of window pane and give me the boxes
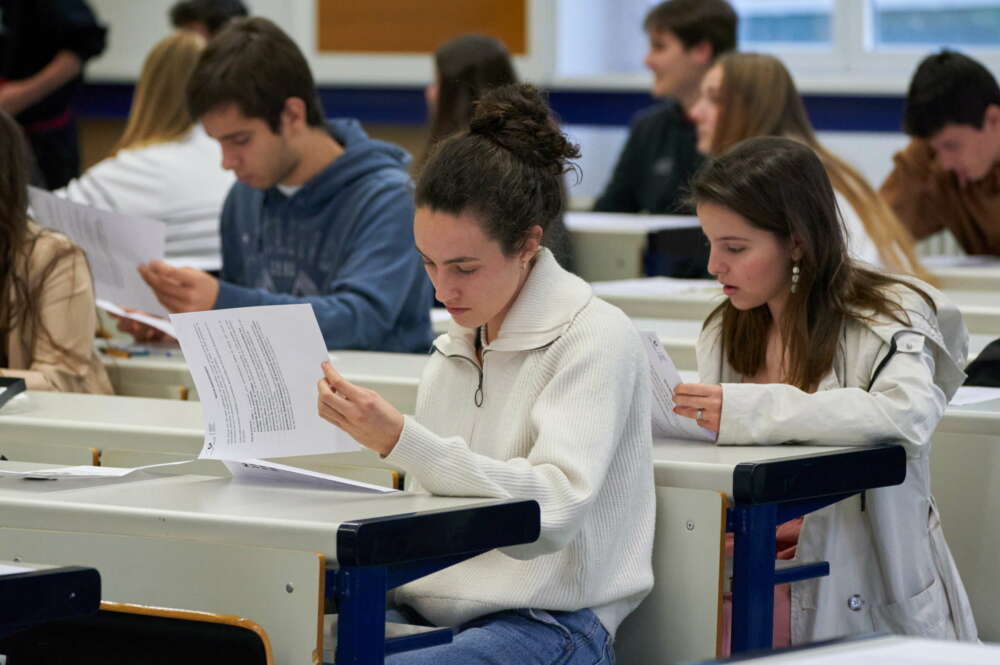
[732,0,833,47]
[871,0,1000,47]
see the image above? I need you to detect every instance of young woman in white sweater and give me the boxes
[316,84,655,665]
[672,136,977,646]
[56,30,234,266]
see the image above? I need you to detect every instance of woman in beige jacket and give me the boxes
[673,136,977,644]
[1,110,112,394]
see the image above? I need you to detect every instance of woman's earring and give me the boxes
[790,262,801,294]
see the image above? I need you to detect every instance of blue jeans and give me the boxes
[384,607,614,665]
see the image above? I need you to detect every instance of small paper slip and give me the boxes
[28,187,168,316]
[641,331,714,441]
[97,299,177,338]
[949,385,1000,406]
[171,303,360,460]
[0,563,33,576]
[224,459,396,493]
[0,461,190,480]
[592,277,720,299]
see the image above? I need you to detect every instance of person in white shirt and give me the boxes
[689,52,932,282]
[315,83,655,665]
[56,30,233,267]
[673,136,977,646]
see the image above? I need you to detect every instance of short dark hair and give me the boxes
[644,0,737,58]
[904,50,1000,138]
[186,16,324,132]
[169,0,248,36]
[417,84,580,256]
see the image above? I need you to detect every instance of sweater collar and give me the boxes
[433,248,593,358]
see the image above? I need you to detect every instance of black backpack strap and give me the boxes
[867,336,899,392]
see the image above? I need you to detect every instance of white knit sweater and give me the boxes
[386,249,655,636]
[56,125,234,265]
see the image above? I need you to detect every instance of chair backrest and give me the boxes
[0,601,272,665]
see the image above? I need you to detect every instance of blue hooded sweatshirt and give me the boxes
[214,119,433,353]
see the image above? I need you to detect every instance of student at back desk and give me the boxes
[118,18,434,353]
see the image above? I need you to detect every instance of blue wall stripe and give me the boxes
[78,83,905,133]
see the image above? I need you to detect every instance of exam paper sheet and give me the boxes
[224,459,395,493]
[949,385,1000,406]
[171,304,360,459]
[641,331,715,441]
[28,187,167,316]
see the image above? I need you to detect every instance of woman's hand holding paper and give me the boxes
[672,383,723,435]
[317,361,404,457]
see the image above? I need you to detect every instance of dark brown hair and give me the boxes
[709,52,933,283]
[169,0,248,36]
[186,16,324,132]
[417,83,579,256]
[692,136,933,391]
[644,0,737,57]
[0,111,84,365]
[904,49,1000,138]
[426,34,517,159]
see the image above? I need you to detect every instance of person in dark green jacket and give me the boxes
[595,0,737,217]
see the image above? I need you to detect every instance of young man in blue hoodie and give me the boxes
[134,17,433,353]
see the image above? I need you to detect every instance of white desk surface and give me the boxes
[101,345,429,385]
[564,211,699,234]
[0,461,506,564]
[704,635,1000,664]
[653,437,860,500]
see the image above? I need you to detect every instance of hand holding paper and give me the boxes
[641,331,716,441]
[672,383,722,434]
[317,361,404,457]
[139,260,219,313]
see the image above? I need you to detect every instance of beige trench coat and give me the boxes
[697,280,978,644]
[2,223,113,394]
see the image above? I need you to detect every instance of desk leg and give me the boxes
[335,566,388,665]
[730,503,777,654]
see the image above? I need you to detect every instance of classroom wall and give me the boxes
[78,2,914,215]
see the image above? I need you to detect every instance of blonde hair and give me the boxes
[113,30,206,154]
[710,52,934,283]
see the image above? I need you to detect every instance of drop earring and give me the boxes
[790,262,801,294]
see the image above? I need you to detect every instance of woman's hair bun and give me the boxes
[469,83,580,174]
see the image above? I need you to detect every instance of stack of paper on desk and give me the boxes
[28,187,167,316]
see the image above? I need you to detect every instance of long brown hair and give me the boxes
[692,136,933,391]
[424,34,517,161]
[709,52,933,283]
[0,111,85,365]
[114,30,207,155]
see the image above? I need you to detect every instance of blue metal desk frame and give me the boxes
[724,444,907,654]
[325,499,540,665]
